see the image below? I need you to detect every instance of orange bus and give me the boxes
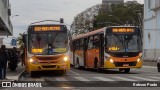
[23,20,70,76]
[70,26,142,73]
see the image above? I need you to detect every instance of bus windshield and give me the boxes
[28,32,68,55]
[105,34,141,53]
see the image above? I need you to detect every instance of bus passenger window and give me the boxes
[88,36,94,49]
[93,35,100,48]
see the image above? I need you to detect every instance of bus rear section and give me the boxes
[25,24,70,75]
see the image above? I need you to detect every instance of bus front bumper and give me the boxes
[104,60,142,69]
[28,63,70,72]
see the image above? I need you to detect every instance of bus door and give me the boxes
[25,48,29,71]
[73,41,76,65]
[86,36,94,68]
[83,38,88,67]
[93,35,100,68]
[86,35,100,68]
[99,34,104,67]
[70,41,75,65]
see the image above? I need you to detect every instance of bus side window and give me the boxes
[75,40,78,50]
[79,39,83,50]
[83,38,88,50]
[93,35,100,48]
[105,36,108,51]
[70,41,74,51]
[88,36,94,49]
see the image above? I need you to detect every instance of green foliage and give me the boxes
[71,1,144,36]
[17,33,24,50]
[94,2,143,29]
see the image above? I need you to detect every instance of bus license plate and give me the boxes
[123,64,129,66]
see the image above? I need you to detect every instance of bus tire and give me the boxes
[60,70,66,75]
[157,63,160,72]
[30,71,36,77]
[119,68,123,72]
[63,70,66,74]
[94,58,99,72]
[75,58,80,69]
[124,68,130,73]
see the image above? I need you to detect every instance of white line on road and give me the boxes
[142,66,157,69]
[69,70,80,75]
[112,76,138,81]
[35,78,45,81]
[130,76,158,81]
[93,77,115,81]
[55,78,68,81]
[74,77,90,81]
[148,76,160,80]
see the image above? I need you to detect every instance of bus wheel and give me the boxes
[119,68,123,72]
[30,71,36,77]
[94,58,99,72]
[75,59,80,69]
[60,70,66,75]
[124,68,130,73]
[157,63,160,72]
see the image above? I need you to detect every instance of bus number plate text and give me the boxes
[123,64,129,66]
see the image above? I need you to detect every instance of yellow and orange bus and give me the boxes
[23,20,70,76]
[70,26,142,73]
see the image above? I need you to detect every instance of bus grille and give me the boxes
[114,62,137,67]
[35,56,61,60]
[42,65,57,68]
[39,61,59,64]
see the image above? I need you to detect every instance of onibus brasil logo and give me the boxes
[1,82,42,87]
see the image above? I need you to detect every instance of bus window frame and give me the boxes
[87,36,94,50]
[27,25,68,55]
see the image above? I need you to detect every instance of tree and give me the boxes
[71,1,144,36]
[95,2,143,29]
[71,4,102,36]
[17,33,24,50]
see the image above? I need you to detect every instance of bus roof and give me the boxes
[29,24,65,27]
[72,26,140,40]
[108,25,139,28]
[72,28,105,40]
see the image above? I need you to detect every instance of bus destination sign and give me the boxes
[112,28,135,33]
[34,26,60,31]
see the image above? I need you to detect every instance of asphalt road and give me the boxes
[1,61,160,90]
[14,65,160,90]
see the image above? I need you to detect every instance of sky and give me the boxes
[10,0,144,37]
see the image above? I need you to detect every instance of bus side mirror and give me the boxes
[22,34,27,43]
[60,18,64,23]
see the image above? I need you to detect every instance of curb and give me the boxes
[17,70,26,81]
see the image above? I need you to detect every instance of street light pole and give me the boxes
[108,15,124,25]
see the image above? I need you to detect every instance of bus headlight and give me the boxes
[29,58,39,64]
[137,53,142,62]
[137,58,140,62]
[110,59,114,63]
[63,56,69,62]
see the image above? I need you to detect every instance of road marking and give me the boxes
[93,77,115,81]
[130,76,158,81]
[55,78,68,81]
[112,76,137,81]
[69,70,80,75]
[148,76,160,80]
[6,76,18,80]
[35,78,44,81]
[74,77,90,81]
[143,66,157,69]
